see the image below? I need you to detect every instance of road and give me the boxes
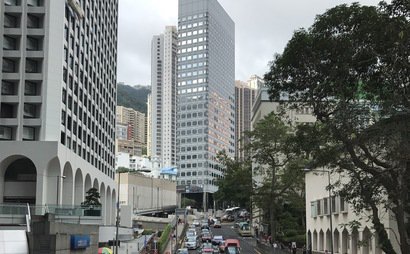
[186,222,273,254]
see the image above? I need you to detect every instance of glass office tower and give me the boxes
[177,0,235,209]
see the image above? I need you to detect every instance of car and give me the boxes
[186,228,198,237]
[211,235,224,245]
[213,220,221,228]
[224,239,240,251]
[176,248,189,254]
[199,242,219,254]
[193,219,201,227]
[201,232,212,242]
[185,236,200,250]
[225,246,240,254]
[201,228,210,235]
[201,219,209,229]
[238,222,251,237]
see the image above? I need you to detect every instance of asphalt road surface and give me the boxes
[187,222,266,254]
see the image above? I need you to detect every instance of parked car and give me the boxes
[185,236,200,250]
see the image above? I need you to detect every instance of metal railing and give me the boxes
[0,203,102,217]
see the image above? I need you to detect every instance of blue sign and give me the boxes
[70,235,90,250]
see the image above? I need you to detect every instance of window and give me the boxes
[331,196,337,213]
[23,127,35,140]
[2,58,18,73]
[317,200,322,216]
[27,0,42,6]
[25,81,39,95]
[323,198,329,215]
[4,13,20,28]
[3,36,18,50]
[5,0,19,6]
[27,14,42,28]
[340,197,347,212]
[23,103,39,118]
[0,126,12,140]
[1,80,17,95]
[26,36,42,51]
[0,103,16,118]
[26,58,42,73]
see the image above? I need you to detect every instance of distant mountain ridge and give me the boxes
[117,83,150,114]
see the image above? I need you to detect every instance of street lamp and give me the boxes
[56,175,66,206]
[304,168,334,254]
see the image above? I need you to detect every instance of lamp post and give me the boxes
[305,168,334,254]
[56,175,66,206]
[115,171,124,254]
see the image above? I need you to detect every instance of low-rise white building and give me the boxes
[305,171,400,254]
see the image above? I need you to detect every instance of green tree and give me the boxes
[245,113,306,241]
[214,152,253,210]
[82,188,101,206]
[264,1,409,253]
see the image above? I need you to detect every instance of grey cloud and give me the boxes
[118,0,381,86]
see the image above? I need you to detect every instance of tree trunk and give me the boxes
[370,203,396,254]
[270,166,277,241]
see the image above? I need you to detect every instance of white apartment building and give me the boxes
[306,171,400,254]
[0,0,118,225]
[150,26,178,168]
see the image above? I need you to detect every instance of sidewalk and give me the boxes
[162,222,186,254]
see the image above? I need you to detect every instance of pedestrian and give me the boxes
[255,225,259,238]
[302,245,306,254]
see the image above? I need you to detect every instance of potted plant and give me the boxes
[82,187,102,216]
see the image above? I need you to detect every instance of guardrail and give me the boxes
[0,203,102,217]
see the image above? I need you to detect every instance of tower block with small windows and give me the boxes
[0,0,118,225]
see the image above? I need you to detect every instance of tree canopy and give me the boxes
[265,1,409,253]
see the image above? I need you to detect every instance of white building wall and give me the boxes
[306,171,401,254]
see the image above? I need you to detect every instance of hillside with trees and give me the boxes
[117,83,150,114]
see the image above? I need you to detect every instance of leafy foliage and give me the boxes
[82,188,101,206]
[264,1,410,253]
[117,84,150,114]
[214,152,252,210]
[245,113,306,241]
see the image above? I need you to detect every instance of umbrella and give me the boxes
[98,247,113,254]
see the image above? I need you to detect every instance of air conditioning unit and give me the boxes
[68,0,84,20]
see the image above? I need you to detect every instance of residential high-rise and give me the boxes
[116,106,146,156]
[177,0,235,206]
[0,0,118,224]
[150,26,178,167]
[234,75,262,160]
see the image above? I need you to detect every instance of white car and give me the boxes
[193,219,201,227]
[185,236,200,250]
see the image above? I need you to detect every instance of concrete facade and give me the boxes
[150,26,178,168]
[28,214,99,254]
[0,0,118,225]
[305,171,401,254]
[115,172,177,227]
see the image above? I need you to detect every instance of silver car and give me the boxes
[185,236,200,250]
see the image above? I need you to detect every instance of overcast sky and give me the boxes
[117,0,381,86]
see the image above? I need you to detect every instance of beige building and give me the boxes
[116,106,146,156]
[116,172,177,227]
[250,86,316,232]
[234,75,261,160]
